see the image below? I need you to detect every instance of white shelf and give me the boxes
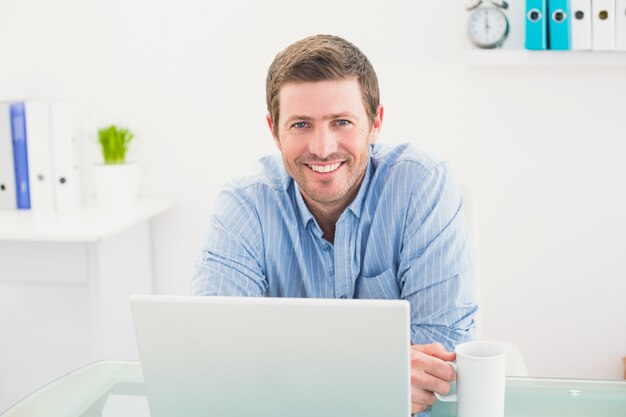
[0,197,175,243]
[465,49,626,66]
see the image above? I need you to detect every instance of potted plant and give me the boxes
[93,124,139,208]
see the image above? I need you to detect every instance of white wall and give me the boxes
[1,0,624,383]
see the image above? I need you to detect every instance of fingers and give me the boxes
[411,387,435,414]
[411,359,453,394]
[412,342,456,361]
[411,348,456,384]
[409,343,456,414]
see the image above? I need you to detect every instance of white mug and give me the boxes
[435,341,507,417]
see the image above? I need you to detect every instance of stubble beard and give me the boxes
[286,147,370,208]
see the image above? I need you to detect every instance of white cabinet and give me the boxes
[0,198,174,412]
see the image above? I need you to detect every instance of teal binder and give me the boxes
[525,0,548,50]
[549,0,572,50]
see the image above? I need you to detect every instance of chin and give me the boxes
[310,191,348,205]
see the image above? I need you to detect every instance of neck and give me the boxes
[307,204,342,244]
[302,180,361,244]
[300,164,369,244]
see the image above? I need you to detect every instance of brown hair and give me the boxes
[266,34,380,137]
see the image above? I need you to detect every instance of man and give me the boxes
[192,34,477,415]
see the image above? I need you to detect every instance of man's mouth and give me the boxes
[307,162,342,173]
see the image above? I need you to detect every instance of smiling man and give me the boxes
[272,78,378,243]
[192,34,477,415]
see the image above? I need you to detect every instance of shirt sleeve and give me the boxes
[191,188,268,297]
[398,162,478,350]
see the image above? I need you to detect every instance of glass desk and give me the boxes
[2,361,625,417]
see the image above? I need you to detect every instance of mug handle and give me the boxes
[434,362,457,402]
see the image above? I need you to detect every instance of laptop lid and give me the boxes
[131,295,411,417]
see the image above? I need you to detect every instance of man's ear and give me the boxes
[266,113,282,151]
[368,105,384,145]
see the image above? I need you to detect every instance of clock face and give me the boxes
[467,6,509,49]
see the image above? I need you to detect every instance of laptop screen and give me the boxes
[131,295,411,417]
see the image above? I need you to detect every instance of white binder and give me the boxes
[617,0,626,50]
[592,0,616,50]
[0,103,17,209]
[571,0,593,50]
[24,100,56,210]
[50,100,83,211]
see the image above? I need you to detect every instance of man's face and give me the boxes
[267,78,383,211]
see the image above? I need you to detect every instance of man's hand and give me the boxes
[410,343,456,415]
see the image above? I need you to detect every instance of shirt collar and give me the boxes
[293,181,316,230]
[344,149,373,220]
[292,145,374,230]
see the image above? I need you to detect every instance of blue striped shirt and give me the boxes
[192,143,477,349]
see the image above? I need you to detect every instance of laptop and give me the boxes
[130,295,411,417]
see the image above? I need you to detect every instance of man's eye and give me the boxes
[335,119,351,126]
[292,122,308,129]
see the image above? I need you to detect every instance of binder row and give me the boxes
[0,100,84,211]
[525,0,626,50]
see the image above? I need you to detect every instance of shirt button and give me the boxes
[323,244,330,251]
[340,295,347,299]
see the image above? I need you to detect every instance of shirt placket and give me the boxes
[310,222,335,298]
[321,239,334,297]
[333,216,355,299]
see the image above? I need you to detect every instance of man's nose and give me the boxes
[308,126,337,159]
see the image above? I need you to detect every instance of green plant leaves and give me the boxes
[98,124,134,164]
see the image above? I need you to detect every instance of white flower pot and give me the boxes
[93,163,139,208]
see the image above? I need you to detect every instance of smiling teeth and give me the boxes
[310,163,341,173]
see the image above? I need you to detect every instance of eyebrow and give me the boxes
[283,112,360,127]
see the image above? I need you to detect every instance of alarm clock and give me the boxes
[466,0,510,49]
